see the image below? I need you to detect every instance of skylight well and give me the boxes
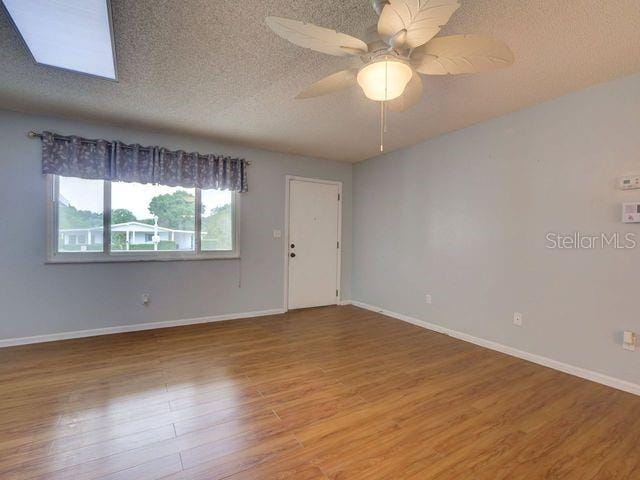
[1,0,117,80]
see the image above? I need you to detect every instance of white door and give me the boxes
[287,178,341,310]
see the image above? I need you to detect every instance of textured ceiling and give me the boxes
[1,0,639,162]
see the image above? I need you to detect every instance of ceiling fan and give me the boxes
[266,0,514,150]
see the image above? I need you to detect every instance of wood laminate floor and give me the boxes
[0,305,639,479]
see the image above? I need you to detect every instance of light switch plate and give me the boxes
[273,229,282,238]
[623,331,637,351]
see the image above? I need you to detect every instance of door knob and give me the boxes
[290,243,295,248]
[290,252,296,258]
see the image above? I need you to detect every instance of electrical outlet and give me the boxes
[513,312,523,327]
[425,294,432,304]
[142,294,150,306]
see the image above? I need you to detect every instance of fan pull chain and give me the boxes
[380,101,385,152]
[384,102,388,133]
[380,60,389,152]
[379,102,388,152]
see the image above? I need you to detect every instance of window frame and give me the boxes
[46,175,240,263]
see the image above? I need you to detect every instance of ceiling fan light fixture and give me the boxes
[357,56,413,102]
[263,6,514,152]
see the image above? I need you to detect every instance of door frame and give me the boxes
[283,175,343,312]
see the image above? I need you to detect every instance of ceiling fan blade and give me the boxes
[387,72,423,111]
[266,17,368,57]
[296,69,359,99]
[412,34,515,75]
[377,0,460,49]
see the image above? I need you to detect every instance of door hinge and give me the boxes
[336,289,339,297]
[337,241,340,249]
[338,193,340,201]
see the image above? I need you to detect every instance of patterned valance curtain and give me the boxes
[39,131,248,192]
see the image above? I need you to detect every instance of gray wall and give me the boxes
[353,73,640,384]
[0,110,352,339]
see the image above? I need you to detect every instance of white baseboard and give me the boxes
[351,301,640,397]
[0,308,286,348]
[338,299,352,306]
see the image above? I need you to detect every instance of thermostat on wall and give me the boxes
[618,175,640,190]
[622,203,640,223]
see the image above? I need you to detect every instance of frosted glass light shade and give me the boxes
[357,58,413,101]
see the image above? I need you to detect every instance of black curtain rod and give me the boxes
[27,131,251,164]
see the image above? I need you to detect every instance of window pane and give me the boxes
[201,190,233,251]
[111,182,196,252]
[58,177,104,253]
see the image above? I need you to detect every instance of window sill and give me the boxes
[45,253,240,264]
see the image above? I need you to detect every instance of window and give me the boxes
[201,189,233,251]
[48,175,238,262]
[57,176,104,253]
[110,182,196,253]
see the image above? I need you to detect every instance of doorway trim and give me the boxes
[283,175,343,312]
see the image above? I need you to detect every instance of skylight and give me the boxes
[1,0,117,80]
